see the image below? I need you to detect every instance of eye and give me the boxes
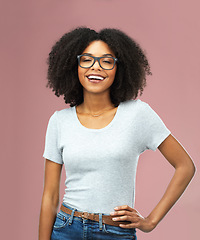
[102,58,114,64]
[80,56,93,62]
[103,60,112,64]
[83,59,92,62]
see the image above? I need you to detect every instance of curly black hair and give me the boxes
[46,26,152,107]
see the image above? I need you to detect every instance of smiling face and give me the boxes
[78,40,117,96]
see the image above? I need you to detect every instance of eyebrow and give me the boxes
[82,53,114,57]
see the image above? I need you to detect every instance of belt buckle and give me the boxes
[81,211,89,219]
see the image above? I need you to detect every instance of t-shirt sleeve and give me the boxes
[140,102,171,152]
[43,111,63,164]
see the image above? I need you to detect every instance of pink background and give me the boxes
[1,0,199,239]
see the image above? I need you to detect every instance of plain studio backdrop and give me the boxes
[0,1,199,239]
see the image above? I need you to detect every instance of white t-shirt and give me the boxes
[43,99,171,214]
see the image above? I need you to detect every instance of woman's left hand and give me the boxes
[110,205,156,233]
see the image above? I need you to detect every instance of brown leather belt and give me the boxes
[60,204,132,227]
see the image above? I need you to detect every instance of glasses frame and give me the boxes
[77,54,118,70]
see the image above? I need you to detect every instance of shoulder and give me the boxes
[121,98,150,111]
[48,106,73,125]
[121,99,159,122]
[54,106,73,118]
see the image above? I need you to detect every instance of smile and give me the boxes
[86,74,106,83]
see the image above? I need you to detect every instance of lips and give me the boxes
[86,74,106,81]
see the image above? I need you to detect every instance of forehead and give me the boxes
[82,40,115,57]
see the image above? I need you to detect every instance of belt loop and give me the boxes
[68,208,76,225]
[99,213,103,230]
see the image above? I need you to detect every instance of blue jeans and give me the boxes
[51,203,137,240]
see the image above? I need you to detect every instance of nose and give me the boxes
[91,59,102,70]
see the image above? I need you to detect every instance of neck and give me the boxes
[79,91,115,113]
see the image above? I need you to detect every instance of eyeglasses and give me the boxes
[77,54,118,70]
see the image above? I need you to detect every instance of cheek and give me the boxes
[78,67,81,77]
[78,67,85,81]
[110,68,117,81]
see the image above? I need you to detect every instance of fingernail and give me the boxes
[114,207,118,210]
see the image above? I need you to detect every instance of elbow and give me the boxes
[176,158,196,182]
[42,191,60,209]
[190,161,196,178]
[184,159,196,181]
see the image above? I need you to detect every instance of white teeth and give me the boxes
[87,75,104,80]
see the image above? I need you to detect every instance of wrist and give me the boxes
[146,215,159,230]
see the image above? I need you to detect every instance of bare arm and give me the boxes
[38,159,63,240]
[110,134,196,232]
[146,134,196,227]
[142,134,195,230]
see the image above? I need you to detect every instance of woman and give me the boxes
[39,27,195,240]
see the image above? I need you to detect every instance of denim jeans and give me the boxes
[51,203,137,240]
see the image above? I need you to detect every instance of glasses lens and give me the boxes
[100,57,115,70]
[79,55,94,68]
